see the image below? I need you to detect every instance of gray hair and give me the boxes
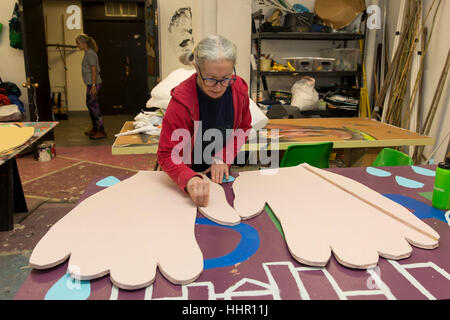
[179,35,237,68]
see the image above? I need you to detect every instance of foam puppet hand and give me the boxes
[232,164,440,269]
[29,171,241,290]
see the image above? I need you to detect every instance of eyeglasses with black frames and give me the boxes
[198,67,237,87]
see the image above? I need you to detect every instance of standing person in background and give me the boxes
[76,33,106,140]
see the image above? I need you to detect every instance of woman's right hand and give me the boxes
[186,176,210,207]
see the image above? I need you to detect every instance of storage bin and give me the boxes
[313,58,335,72]
[321,48,360,71]
[335,49,360,71]
[283,57,314,72]
[296,58,315,72]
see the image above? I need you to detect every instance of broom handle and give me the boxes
[423,48,450,136]
[303,165,439,242]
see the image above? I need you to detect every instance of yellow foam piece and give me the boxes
[0,126,35,154]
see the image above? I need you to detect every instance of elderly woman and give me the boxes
[157,35,252,207]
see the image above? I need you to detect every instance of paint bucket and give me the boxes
[37,141,56,162]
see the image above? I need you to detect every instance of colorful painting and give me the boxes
[259,124,371,142]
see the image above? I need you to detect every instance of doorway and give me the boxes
[20,0,155,120]
[82,1,149,115]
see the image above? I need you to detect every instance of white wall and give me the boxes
[43,0,86,112]
[158,0,252,86]
[158,0,202,79]
[217,0,252,87]
[385,0,450,163]
[0,0,29,120]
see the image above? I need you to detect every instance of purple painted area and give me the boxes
[196,225,241,259]
[14,262,67,300]
[15,166,450,300]
[327,165,436,206]
[88,276,114,300]
[297,269,341,300]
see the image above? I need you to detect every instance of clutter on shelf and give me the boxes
[254,0,366,34]
[320,86,360,112]
[320,48,361,72]
[290,77,319,111]
[270,90,292,105]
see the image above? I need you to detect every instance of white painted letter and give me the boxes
[367,5,381,30]
[66,5,81,30]
[171,128,191,165]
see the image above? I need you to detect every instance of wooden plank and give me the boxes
[112,118,434,155]
[259,118,434,150]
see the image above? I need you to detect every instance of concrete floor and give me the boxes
[0,112,157,299]
[53,111,136,147]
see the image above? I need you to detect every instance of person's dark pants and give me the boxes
[86,84,104,131]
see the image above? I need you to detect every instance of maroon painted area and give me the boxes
[296,270,341,300]
[88,277,115,300]
[14,262,67,300]
[196,225,241,260]
[16,154,80,183]
[14,166,450,300]
[327,165,437,204]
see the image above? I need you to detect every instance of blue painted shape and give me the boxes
[383,194,447,223]
[223,176,235,183]
[45,273,91,300]
[411,166,436,177]
[366,167,392,177]
[195,218,259,270]
[395,176,424,189]
[96,176,120,187]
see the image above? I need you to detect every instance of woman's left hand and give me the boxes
[90,85,97,96]
[203,158,229,184]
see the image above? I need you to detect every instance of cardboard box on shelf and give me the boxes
[315,0,366,30]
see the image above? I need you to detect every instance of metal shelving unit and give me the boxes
[252,17,368,117]
[259,71,361,77]
[252,32,365,41]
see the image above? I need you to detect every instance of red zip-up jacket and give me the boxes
[157,73,252,192]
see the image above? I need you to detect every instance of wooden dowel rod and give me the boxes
[302,165,439,242]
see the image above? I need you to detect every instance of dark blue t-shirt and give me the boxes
[191,85,234,173]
